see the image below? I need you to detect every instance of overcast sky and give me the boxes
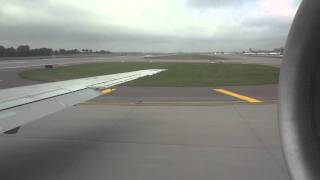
[0,0,301,52]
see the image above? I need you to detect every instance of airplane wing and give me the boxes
[0,69,166,134]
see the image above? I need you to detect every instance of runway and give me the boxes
[0,54,282,70]
[0,54,125,70]
[0,55,287,180]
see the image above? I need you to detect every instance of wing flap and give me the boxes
[0,89,100,133]
[0,88,71,111]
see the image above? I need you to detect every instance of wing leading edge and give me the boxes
[0,69,166,133]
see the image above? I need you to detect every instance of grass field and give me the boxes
[20,62,279,86]
[144,54,223,60]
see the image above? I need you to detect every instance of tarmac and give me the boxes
[0,104,289,180]
[90,85,278,105]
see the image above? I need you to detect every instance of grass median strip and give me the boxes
[20,62,279,87]
[214,89,263,104]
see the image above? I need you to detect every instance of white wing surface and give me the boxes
[0,69,165,133]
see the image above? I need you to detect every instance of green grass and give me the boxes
[19,62,279,86]
[145,54,223,60]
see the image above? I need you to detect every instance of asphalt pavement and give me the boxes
[89,85,278,105]
[0,68,40,89]
[0,104,289,180]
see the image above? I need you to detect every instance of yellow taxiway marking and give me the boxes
[101,88,116,95]
[213,89,263,104]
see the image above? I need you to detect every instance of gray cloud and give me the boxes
[0,0,296,52]
[188,0,254,8]
[227,17,292,49]
[244,17,291,39]
[0,23,182,51]
[0,21,290,52]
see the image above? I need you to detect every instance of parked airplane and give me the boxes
[0,69,165,134]
[243,48,283,56]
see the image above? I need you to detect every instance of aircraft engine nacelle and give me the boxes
[280,0,320,180]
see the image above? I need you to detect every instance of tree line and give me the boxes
[0,45,111,57]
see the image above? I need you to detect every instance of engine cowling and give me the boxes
[280,0,320,180]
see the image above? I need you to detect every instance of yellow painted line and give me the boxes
[101,88,116,95]
[213,89,263,104]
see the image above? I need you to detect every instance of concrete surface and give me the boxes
[0,68,41,89]
[0,104,289,180]
[221,55,282,67]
